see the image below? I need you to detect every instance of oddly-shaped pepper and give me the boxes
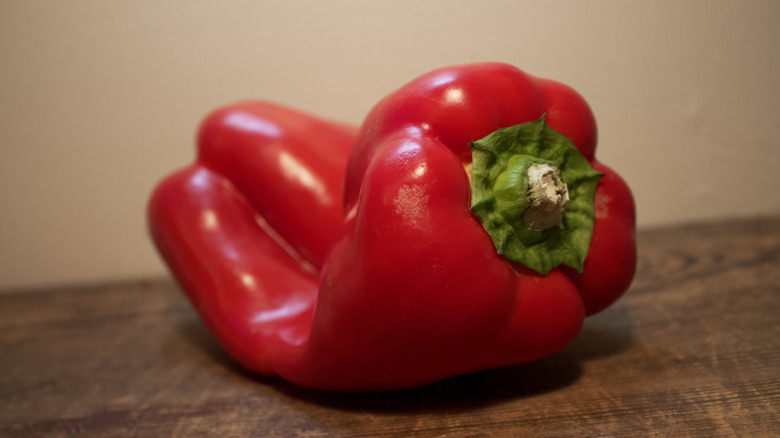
[148,63,636,391]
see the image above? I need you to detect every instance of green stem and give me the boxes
[469,115,602,274]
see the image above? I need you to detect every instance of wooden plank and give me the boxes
[1,217,778,437]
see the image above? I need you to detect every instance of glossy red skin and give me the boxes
[148,63,636,391]
[345,63,635,315]
[149,102,354,376]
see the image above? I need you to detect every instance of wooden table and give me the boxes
[2,217,779,437]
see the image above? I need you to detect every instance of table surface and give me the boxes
[1,217,779,437]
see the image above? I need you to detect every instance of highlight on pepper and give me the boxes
[148,62,637,391]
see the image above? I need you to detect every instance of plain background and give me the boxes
[1,0,778,290]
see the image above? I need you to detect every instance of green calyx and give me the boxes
[469,115,602,274]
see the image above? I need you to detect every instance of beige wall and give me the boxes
[1,0,778,290]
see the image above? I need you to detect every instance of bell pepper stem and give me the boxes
[523,162,568,231]
[469,115,602,275]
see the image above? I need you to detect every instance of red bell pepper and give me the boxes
[148,62,636,391]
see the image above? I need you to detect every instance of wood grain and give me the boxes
[1,217,779,437]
